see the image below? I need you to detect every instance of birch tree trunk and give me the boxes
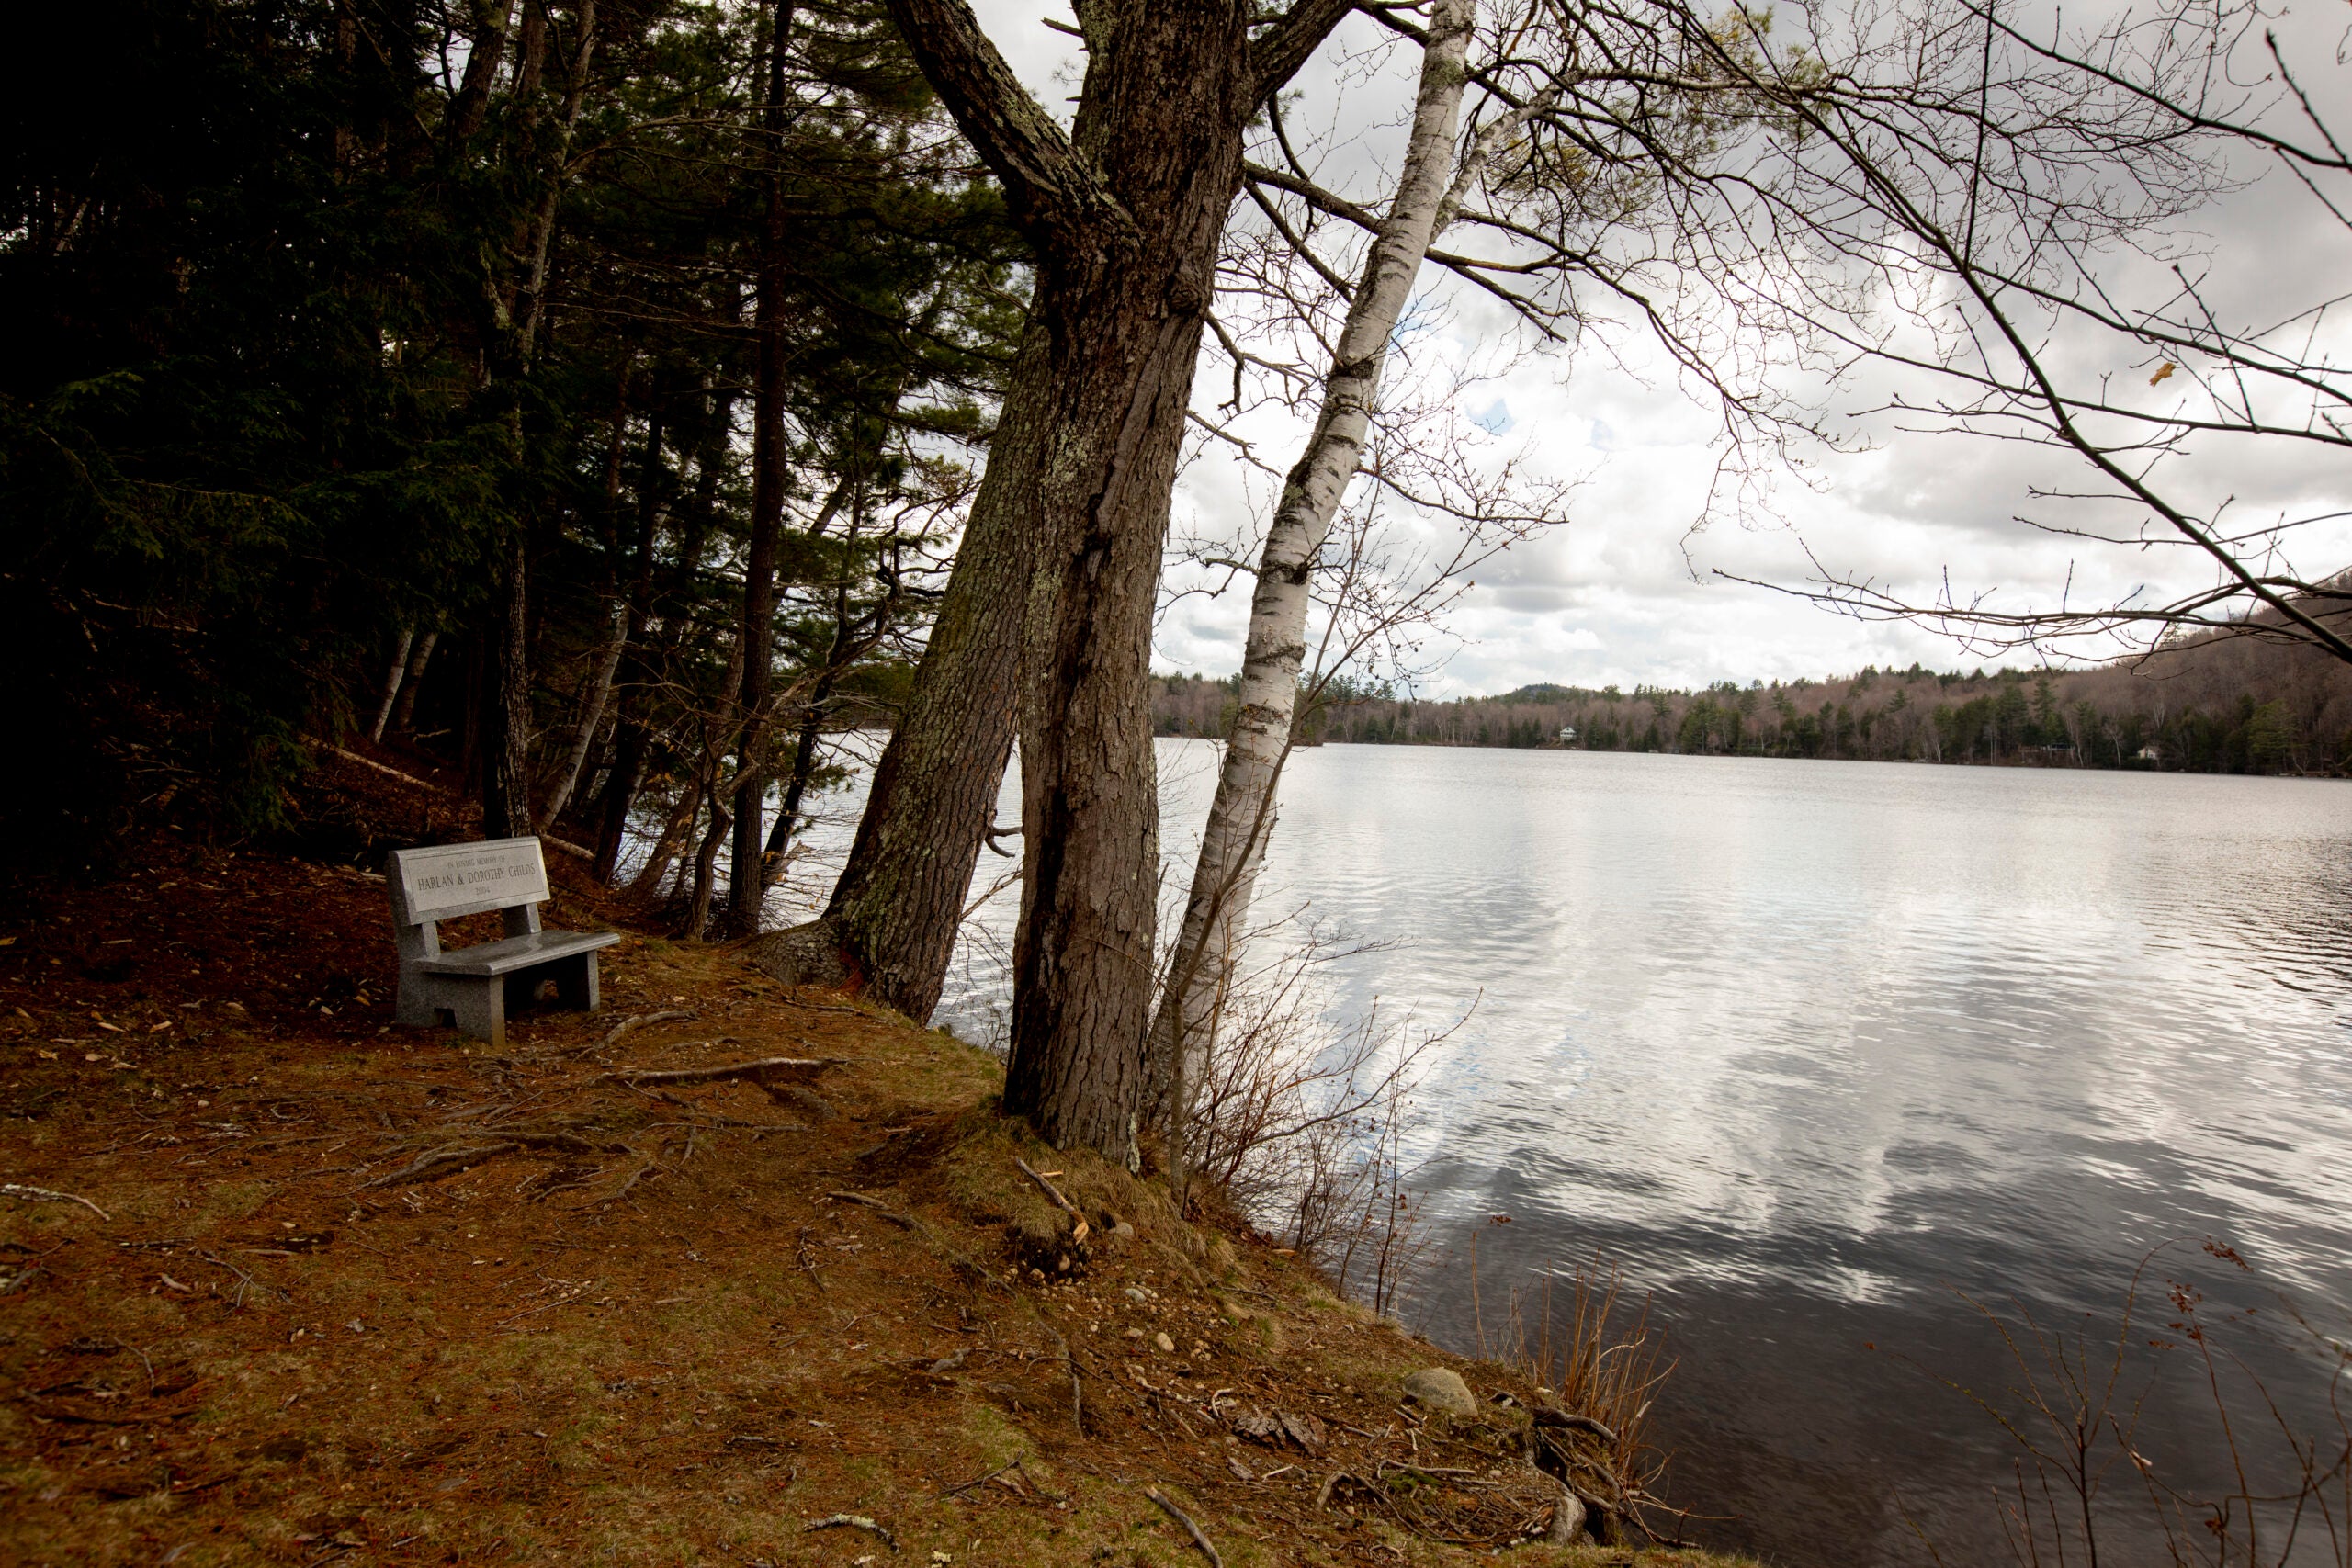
[1151,0,1477,1134]
[370,627,415,742]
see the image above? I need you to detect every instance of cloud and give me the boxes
[967,0,2352,695]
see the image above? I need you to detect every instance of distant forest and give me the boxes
[1153,626,2352,775]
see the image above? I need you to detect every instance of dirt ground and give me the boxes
[0,754,1759,1567]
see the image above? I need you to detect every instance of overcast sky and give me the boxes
[965,0,2352,696]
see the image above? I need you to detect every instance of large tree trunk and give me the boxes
[725,0,800,937]
[1150,0,1476,1139]
[992,14,1275,1158]
[449,0,517,143]
[753,317,1047,1020]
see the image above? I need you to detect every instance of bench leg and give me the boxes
[554,953,600,1013]
[439,978,505,1049]
[394,967,435,1029]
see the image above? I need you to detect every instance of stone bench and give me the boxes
[387,837,618,1048]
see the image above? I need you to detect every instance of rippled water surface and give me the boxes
[772,742,2352,1564]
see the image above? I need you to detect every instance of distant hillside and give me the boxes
[1152,628,2352,775]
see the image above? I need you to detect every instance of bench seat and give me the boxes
[415,929,618,978]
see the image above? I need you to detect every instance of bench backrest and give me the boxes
[388,837,551,928]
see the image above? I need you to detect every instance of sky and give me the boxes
[965,0,2352,697]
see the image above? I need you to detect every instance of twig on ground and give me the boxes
[822,1193,1009,1295]
[2,1183,111,1220]
[1012,1157,1090,1242]
[804,1514,898,1551]
[1146,1486,1224,1568]
[940,1461,1018,1498]
[196,1248,266,1308]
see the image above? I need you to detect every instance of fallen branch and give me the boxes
[1,1183,111,1220]
[1012,1157,1090,1243]
[1146,1487,1224,1568]
[601,1010,694,1045]
[1044,1322,1086,1437]
[804,1514,898,1551]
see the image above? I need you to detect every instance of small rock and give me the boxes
[1399,1367,1478,1416]
[1124,1287,1148,1302]
[1152,1331,1175,1353]
[1547,1485,1588,1545]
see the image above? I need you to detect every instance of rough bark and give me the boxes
[1150,0,1476,1131]
[872,0,1350,1156]
[754,317,1049,1011]
[726,0,800,937]
[449,0,517,143]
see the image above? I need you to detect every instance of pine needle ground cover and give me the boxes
[0,763,1758,1568]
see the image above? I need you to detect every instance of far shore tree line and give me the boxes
[1153,624,2352,776]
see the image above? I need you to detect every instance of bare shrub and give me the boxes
[1174,916,1457,1316]
[1919,1239,2352,1566]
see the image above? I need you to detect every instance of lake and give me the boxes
[764,740,2352,1565]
